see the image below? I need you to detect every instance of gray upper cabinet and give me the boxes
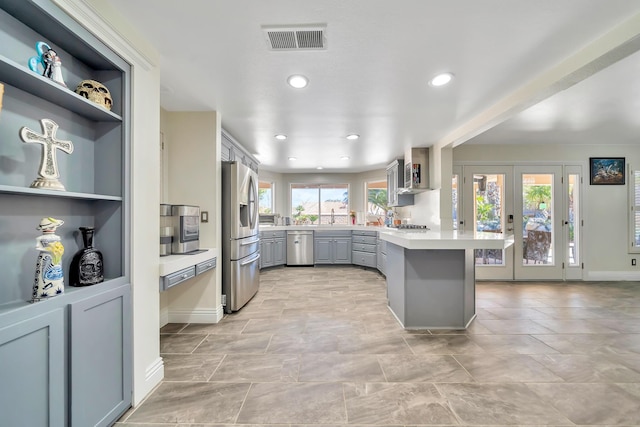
[222,129,259,172]
[0,0,132,425]
[386,159,414,207]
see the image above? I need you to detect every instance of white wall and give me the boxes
[259,169,386,218]
[162,111,222,323]
[59,0,163,405]
[453,143,640,280]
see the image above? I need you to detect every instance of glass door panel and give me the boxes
[463,166,514,280]
[565,165,583,280]
[514,166,563,280]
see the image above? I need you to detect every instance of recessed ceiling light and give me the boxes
[429,72,454,87]
[288,156,297,161]
[346,134,359,140]
[275,134,287,140]
[340,156,350,160]
[287,74,308,89]
[316,166,324,170]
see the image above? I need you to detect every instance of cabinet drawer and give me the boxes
[378,239,387,254]
[352,251,377,268]
[315,230,352,237]
[196,258,216,275]
[261,230,286,239]
[352,230,377,237]
[352,243,376,253]
[160,266,196,291]
[352,235,377,245]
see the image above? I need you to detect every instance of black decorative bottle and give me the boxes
[70,226,104,286]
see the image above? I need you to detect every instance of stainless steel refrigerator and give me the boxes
[221,161,260,313]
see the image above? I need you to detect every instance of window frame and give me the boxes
[365,179,387,218]
[290,183,350,225]
[629,166,640,253]
[258,180,274,214]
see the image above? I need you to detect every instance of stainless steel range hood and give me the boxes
[399,147,430,193]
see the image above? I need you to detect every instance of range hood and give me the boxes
[399,147,430,194]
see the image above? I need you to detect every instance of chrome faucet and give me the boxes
[330,208,335,225]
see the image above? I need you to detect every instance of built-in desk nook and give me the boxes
[159,249,217,291]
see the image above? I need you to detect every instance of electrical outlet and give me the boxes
[632,259,637,266]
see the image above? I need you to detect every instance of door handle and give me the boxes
[241,253,261,266]
[241,239,260,246]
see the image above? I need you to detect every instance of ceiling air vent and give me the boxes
[262,25,326,50]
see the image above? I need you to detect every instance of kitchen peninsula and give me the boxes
[379,229,514,330]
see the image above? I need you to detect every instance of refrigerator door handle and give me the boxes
[240,253,261,266]
[240,238,260,246]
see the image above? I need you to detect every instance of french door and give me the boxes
[460,164,582,281]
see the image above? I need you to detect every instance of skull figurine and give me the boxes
[75,79,112,110]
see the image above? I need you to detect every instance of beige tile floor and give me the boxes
[116,265,640,426]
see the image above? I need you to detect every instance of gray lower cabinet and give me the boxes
[260,231,286,269]
[70,284,131,427]
[377,235,387,275]
[352,230,377,268]
[0,308,65,427]
[314,231,352,264]
[0,281,131,427]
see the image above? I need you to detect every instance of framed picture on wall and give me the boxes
[589,157,625,185]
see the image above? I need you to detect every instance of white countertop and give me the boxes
[379,229,515,250]
[260,224,380,232]
[159,248,218,276]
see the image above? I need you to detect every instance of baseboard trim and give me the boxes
[133,357,164,406]
[168,305,224,324]
[586,271,640,281]
[159,306,169,329]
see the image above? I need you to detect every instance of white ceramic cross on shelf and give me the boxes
[20,118,74,191]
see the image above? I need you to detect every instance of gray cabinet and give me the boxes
[0,0,132,425]
[260,230,286,269]
[386,159,414,207]
[377,234,387,275]
[352,230,377,268]
[69,284,131,427]
[0,307,65,427]
[314,230,352,264]
[222,129,259,172]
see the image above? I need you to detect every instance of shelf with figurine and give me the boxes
[0,0,129,308]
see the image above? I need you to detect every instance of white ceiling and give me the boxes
[103,0,640,172]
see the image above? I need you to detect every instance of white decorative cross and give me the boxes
[20,119,74,191]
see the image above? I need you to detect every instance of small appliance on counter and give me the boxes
[160,204,173,256]
[171,205,200,254]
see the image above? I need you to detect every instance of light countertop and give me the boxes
[379,229,515,250]
[259,224,381,232]
[159,248,218,276]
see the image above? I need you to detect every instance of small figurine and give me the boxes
[28,41,67,87]
[32,217,65,301]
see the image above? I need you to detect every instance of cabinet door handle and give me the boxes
[181,273,188,279]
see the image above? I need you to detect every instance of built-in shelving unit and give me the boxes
[0,0,131,425]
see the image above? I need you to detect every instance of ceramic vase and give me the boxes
[69,226,104,286]
[32,217,65,301]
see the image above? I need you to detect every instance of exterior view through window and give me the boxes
[366,180,387,222]
[291,184,349,225]
[258,181,273,213]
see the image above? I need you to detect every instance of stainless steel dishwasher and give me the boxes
[286,230,314,265]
